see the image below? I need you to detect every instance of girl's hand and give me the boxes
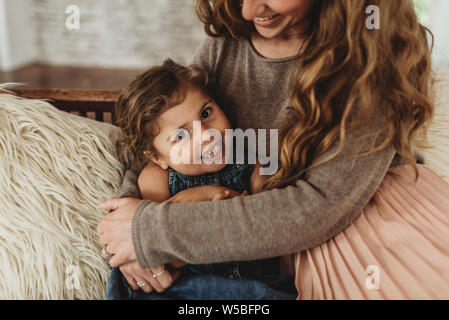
[169,186,246,203]
[211,189,248,201]
[119,260,182,293]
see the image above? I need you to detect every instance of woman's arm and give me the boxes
[119,163,246,292]
[131,111,397,269]
[115,152,143,199]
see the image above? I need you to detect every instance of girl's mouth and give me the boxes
[201,143,222,161]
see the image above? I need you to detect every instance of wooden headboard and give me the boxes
[0,63,144,124]
[7,88,119,124]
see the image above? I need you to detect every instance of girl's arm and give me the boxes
[138,163,245,203]
[250,162,266,194]
[137,164,170,202]
[114,152,142,199]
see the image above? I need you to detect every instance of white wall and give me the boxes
[426,0,449,68]
[27,0,204,69]
[0,0,36,71]
[2,0,447,71]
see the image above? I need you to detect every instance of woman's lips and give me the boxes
[253,14,281,27]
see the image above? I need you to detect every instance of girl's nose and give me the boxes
[241,0,268,21]
[200,126,221,146]
[201,126,214,144]
[201,128,210,143]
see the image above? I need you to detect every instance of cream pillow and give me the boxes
[0,88,129,299]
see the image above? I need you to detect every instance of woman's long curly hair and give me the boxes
[194,0,434,189]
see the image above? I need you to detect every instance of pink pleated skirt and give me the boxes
[281,164,449,299]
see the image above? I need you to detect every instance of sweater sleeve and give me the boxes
[131,110,397,269]
[114,152,142,199]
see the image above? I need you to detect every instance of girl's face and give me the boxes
[241,0,315,40]
[148,84,231,176]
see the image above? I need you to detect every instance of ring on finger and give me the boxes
[136,281,146,287]
[152,269,165,278]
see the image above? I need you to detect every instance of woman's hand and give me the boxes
[97,197,140,267]
[118,260,183,293]
[169,185,248,203]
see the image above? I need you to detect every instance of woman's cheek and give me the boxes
[272,0,314,15]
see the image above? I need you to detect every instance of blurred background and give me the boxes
[0,0,203,90]
[414,0,449,69]
[0,0,447,91]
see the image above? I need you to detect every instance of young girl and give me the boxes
[107,59,297,300]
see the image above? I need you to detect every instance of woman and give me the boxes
[97,0,449,299]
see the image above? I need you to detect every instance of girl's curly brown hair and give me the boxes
[194,0,435,189]
[114,59,216,170]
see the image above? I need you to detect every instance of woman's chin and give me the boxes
[253,18,292,39]
[253,18,301,41]
[254,26,281,39]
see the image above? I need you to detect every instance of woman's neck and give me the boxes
[250,32,307,59]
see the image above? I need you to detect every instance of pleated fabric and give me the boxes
[282,164,449,299]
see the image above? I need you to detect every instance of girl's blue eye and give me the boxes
[173,129,188,142]
[200,107,212,120]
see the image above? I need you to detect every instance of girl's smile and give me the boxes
[149,83,232,176]
[201,141,223,162]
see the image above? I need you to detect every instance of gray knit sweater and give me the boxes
[119,36,424,269]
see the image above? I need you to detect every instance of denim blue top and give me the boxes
[168,152,254,197]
